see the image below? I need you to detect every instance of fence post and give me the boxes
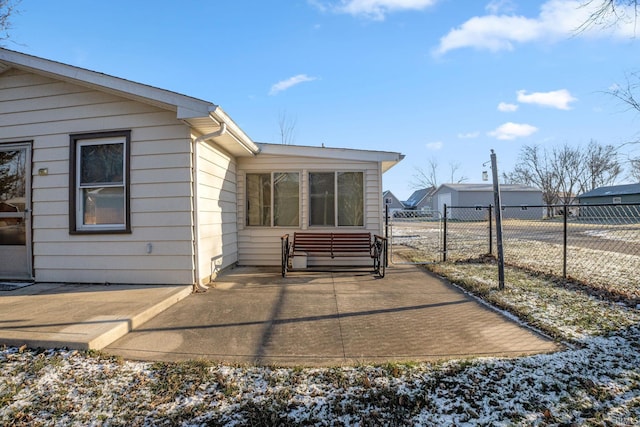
[384,202,389,268]
[563,204,568,280]
[490,150,505,291]
[442,203,447,262]
[488,204,493,255]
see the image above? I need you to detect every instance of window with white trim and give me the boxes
[309,171,364,227]
[70,131,130,233]
[246,172,299,227]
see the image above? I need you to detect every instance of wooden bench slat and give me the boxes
[291,232,373,257]
[281,231,386,278]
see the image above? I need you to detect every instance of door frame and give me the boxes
[0,141,33,280]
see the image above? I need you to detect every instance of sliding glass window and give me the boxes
[309,171,364,227]
[246,172,299,227]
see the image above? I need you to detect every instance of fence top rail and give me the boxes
[572,202,640,208]
[446,203,640,209]
[445,205,493,209]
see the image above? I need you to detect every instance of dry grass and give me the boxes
[2,243,640,425]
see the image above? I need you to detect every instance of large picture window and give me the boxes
[309,171,364,227]
[246,172,299,227]
[70,131,130,233]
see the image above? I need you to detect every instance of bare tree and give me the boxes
[551,143,584,205]
[610,71,640,114]
[579,1,640,176]
[411,158,469,189]
[609,73,640,175]
[577,1,640,113]
[448,161,469,184]
[0,0,19,45]
[410,158,438,189]
[629,157,640,180]
[278,110,296,145]
[508,141,623,214]
[580,140,622,191]
[509,145,560,215]
[578,0,639,33]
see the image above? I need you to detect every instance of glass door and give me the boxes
[0,144,32,280]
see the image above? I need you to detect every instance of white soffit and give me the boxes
[257,143,404,172]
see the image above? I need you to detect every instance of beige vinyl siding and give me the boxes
[195,139,238,284]
[0,68,196,284]
[237,154,383,266]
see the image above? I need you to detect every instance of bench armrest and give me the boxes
[281,234,291,255]
[281,234,291,277]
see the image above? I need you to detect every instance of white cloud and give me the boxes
[434,0,637,56]
[457,131,480,139]
[498,102,518,112]
[488,122,538,140]
[269,74,317,95]
[516,89,577,110]
[485,0,516,15]
[426,141,443,150]
[314,0,438,20]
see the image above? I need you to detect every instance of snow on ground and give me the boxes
[1,250,639,425]
[1,326,639,426]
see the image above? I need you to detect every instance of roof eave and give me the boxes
[0,48,213,116]
[257,143,404,171]
[0,48,261,157]
[208,106,260,155]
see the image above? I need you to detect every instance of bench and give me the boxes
[281,232,386,278]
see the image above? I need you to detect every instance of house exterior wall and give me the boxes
[195,139,238,283]
[237,154,383,266]
[1,68,196,284]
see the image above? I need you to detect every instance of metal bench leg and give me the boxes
[281,236,289,278]
[373,239,385,278]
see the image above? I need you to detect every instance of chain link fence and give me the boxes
[387,210,442,264]
[440,203,640,300]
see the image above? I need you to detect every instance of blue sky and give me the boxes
[9,0,640,200]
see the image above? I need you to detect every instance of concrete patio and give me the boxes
[0,264,561,367]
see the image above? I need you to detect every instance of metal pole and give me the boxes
[488,204,493,255]
[563,204,567,280]
[385,202,389,268]
[490,150,505,290]
[442,203,447,262]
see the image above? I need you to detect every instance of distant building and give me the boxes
[383,190,405,213]
[576,183,640,219]
[403,187,436,211]
[576,183,640,204]
[547,192,578,217]
[430,183,543,220]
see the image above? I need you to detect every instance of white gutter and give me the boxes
[208,106,260,155]
[190,124,229,292]
[195,122,227,143]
